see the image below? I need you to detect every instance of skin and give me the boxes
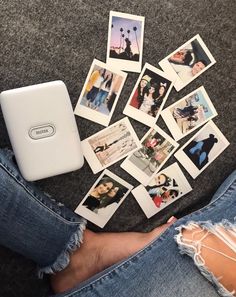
[50,217,177,293]
[155,174,166,186]
[149,86,155,94]
[192,61,206,76]
[105,72,112,81]
[169,49,187,64]
[181,225,236,294]
[98,68,104,75]
[107,186,119,198]
[140,79,148,88]
[143,86,156,110]
[159,86,165,96]
[92,182,113,197]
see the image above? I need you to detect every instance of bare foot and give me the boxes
[51,217,177,293]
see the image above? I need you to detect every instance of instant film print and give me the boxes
[132,163,192,218]
[123,63,173,127]
[81,117,141,174]
[75,169,133,228]
[159,34,216,91]
[175,121,230,178]
[74,59,127,126]
[161,86,217,141]
[107,11,145,72]
[121,125,179,186]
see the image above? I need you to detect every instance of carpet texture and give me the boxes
[0,0,235,296]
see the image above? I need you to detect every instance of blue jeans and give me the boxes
[0,148,235,297]
[93,90,108,107]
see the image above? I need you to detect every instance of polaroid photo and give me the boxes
[132,163,192,218]
[106,11,145,73]
[120,125,179,186]
[161,86,218,141]
[81,117,141,174]
[123,63,174,127]
[74,169,133,228]
[74,59,127,126]
[159,34,216,91]
[175,121,230,179]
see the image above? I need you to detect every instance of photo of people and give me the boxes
[123,63,173,127]
[82,176,127,211]
[132,163,192,218]
[146,173,180,208]
[75,170,133,228]
[183,133,219,170]
[159,34,216,91]
[175,121,230,178]
[81,117,141,174]
[107,11,145,72]
[121,126,178,185]
[128,130,175,176]
[168,39,211,81]
[74,59,127,126]
[161,86,217,141]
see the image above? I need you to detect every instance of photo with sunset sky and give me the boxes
[109,16,142,61]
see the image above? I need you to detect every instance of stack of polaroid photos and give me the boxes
[74,11,230,227]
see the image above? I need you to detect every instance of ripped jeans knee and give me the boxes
[175,220,236,297]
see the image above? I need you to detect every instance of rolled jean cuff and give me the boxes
[38,217,87,278]
[0,148,87,278]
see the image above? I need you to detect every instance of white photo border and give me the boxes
[106,11,145,73]
[74,58,127,127]
[161,86,218,141]
[74,169,133,228]
[159,34,216,91]
[81,117,142,174]
[132,163,192,218]
[174,121,230,179]
[120,125,179,186]
[123,62,174,127]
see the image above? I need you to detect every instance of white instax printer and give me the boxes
[0,80,84,181]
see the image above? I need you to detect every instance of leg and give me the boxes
[0,148,176,293]
[98,91,109,107]
[53,171,235,297]
[93,91,103,108]
[177,222,236,295]
[51,222,176,293]
[0,148,86,275]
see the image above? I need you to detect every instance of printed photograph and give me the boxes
[81,117,141,174]
[107,11,145,72]
[109,16,142,62]
[121,126,178,185]
[175,121,230,178]
[74,59,127,126]
[129,129,174,176]
[123,63,173,127]
[161,86,217,141]
[146,172,181,209]
[132,163,192,218]
[159,34,216,91]
[168,38,211,82]
[75,170,133,228]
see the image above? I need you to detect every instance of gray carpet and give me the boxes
[0,1,235,296]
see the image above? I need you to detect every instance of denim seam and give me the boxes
[178,183,235,220]
[0,162,80,226]
[62,180,236,296]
